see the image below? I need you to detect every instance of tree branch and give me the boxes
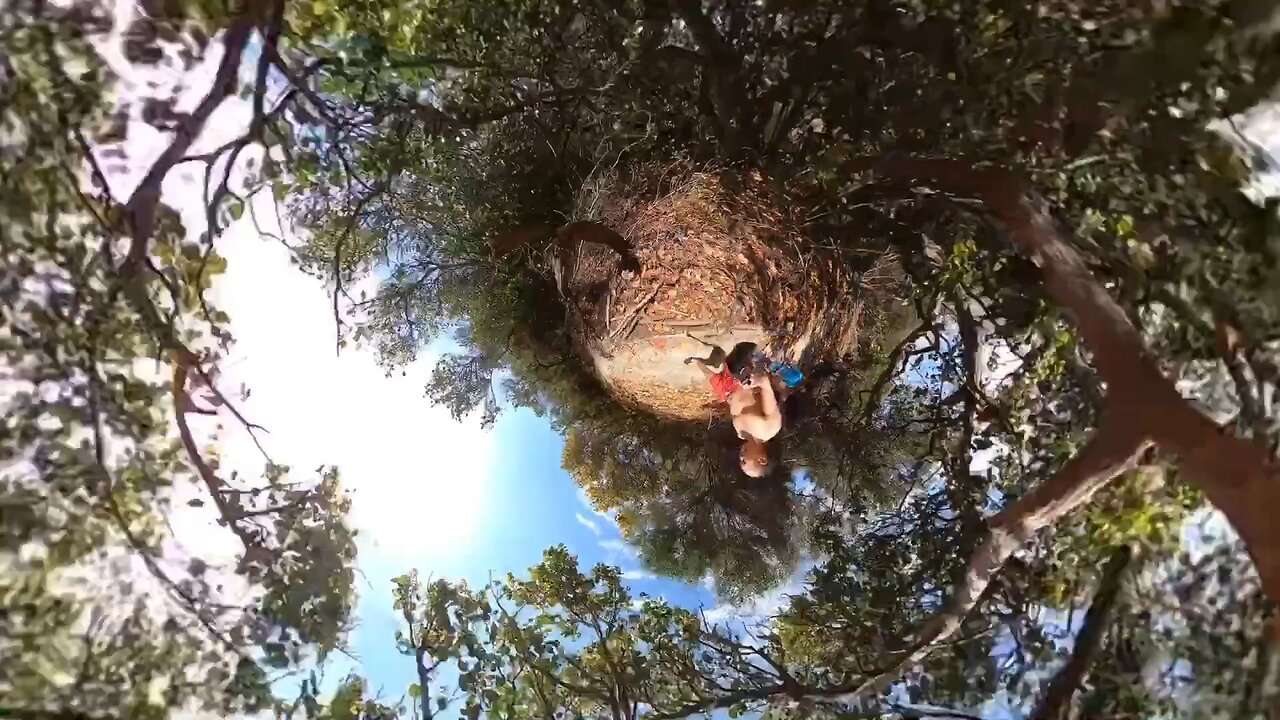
[120,17,254,270]
[226,492,316,521]
[845,155,1280,604]
[1214,315,1266,429]
[1030,545,1133,720]
[172,362,262,553]
[859,314,936,423]
[86,369,245,654]
[669,0,752,154]
[845,412,1149,698]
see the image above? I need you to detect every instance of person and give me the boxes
[754,352,804,390]
[685,342,782,477]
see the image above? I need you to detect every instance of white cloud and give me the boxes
[575,487,619,525]
[575,513,601,537]
[204,194,495,563]
[622,569,657,581]
[598,539,639,558]
[704,575,807,626]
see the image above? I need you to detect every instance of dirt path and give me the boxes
[589,324,769,422]
[577,266,872,422]
[562,165,900,421]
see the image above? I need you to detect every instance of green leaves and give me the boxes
[1,6,372,719]
[383,545,798,719]
[10,1,1278,718]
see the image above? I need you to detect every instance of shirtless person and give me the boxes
[685,342,782,477]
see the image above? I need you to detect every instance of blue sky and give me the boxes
[197,198,724,708]
[108,18,1279,717]
[88,24,724,711]
[346,404,720,700]
[126,47,730,703]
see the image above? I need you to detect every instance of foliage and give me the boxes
[1,2,358,717]
[310,675,401,720]
[12,0,1280,718]
[369,545,1009,720]
[338,529,1278,719]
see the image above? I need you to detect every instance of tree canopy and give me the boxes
[6,0,1280,718]
[3,2,357,717]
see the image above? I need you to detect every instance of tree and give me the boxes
[2,2,357,717]
[376,545,990,720]
[262,4,1280,710]
[13,0,1280,717]
[310,675,401,720]
[358,517,1275,719]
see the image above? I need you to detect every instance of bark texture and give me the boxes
[849,157,1280,604]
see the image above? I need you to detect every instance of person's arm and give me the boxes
[734,406,777,442]
[751,371,781,426]
[769,374,791,403]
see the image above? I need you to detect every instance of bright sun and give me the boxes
[204,196,493,563]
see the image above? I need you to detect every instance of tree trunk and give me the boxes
[669,0,754,155]
[1030,545,1134,720]
[415,644,435,720]
[848,157,1280,605]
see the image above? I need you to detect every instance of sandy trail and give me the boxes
[589,324,776,422]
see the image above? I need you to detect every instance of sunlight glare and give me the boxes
[205,195,493,562]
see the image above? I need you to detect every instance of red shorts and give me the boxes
[709,365,742,402]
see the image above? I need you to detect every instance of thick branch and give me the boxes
[949,298,982,534]
[670,0,733,63]
[414,643,435,720]
[172,362,260,552]
[120,18,254,267]
[107,17,256,370]
[669,0,752,153]
[847,413,1149,697]
[1030,545,1133,720]
[848,156,1280,603]
[487,224,558,259]
[268,50,344,127]
[1215,316,1265,429]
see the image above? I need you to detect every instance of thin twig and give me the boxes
[610,283,664,340]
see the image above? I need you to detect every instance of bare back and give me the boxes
[728,384,782,442]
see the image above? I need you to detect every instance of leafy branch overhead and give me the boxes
[4,2,358,717]
[282,0,1280,715]
[7,0,1280,719]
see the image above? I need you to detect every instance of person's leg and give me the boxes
[684,345,726,370]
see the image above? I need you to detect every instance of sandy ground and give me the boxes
[589,324,770,422]
[563,166,894,421]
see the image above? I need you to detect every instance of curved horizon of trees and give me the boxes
[6,0,1280,718]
